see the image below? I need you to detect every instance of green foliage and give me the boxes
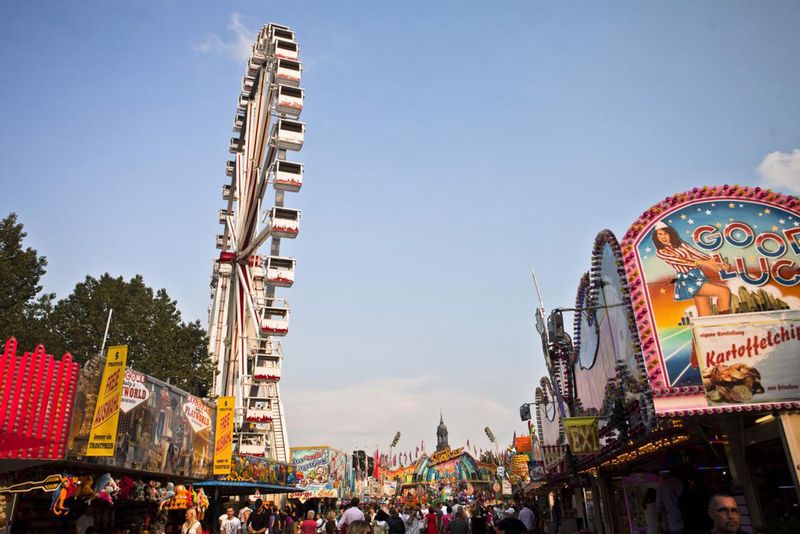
[48,274,214,395]
[0,213,213,396]
[0,213,55,349]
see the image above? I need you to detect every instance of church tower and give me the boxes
[436,411,450,451]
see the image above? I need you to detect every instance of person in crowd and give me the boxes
[374,505,390,534]
[470,504,486,534]
[348,520,373,534]
[706,494,744,534]
[220,506,243,534]
[387,507,406,534]
[273,510,288,534]
[644,488,660,534]
[248,499,271,534]
[401,506,422,534]
[485,506,495,534]
[181,508,203,534]
[338,498,367,534]
[441,506,452,533]
[517,502,534,534]
[549,498,560,534]
[657,471,685,534]
[325,510,338,534]
[530,502,544,534]
[239,503,253,533]
[497,514,525,534]
[445,510,469,534]
[301,510,319,534]
[504,503,516,521]
[426,504,440,534]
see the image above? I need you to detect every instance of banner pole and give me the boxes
[99,308,113,358]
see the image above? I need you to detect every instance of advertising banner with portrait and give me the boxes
[69,362,215,478]
[222,454,297,486]
[289,446,346,499]
[621,186,800,414]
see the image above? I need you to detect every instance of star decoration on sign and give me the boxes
[772,225,779,232]
[779,219,785,224]
[644,247,652,253]
[688,219,695,224]
[765,208,771,214]
[680,214,687,220]
[716,222,722,228]
[705,210,712,215]
[795,222,800,227]
[659,288,666,294]
[728,203,735,208]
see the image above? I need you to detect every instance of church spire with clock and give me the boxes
[436,411,450,451]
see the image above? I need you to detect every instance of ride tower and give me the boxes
[208,22,305,462]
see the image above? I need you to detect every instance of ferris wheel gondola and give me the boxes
[208,22,305,462]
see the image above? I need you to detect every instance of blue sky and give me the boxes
[2,1,800,454]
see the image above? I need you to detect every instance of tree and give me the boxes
[48,274,214,395]
[0,213,55,349]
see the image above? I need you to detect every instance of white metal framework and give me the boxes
[208,22,305,462]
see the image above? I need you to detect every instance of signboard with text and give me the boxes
[213,396,235,474]
[694,311,800,406]
[289,446,347,499]
[86,346,127,456]
[621,186,800,415]
[564,417,600,455]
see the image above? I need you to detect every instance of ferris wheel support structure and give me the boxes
[208,22,305,462]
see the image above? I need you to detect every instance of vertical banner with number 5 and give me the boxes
[86,346,128,456]
[213,396,235,474]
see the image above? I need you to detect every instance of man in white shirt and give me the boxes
[220,506,243,534]
[401,507,422,534]
[517,503,534,533]
[337,498,366,534]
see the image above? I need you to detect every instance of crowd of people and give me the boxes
[207,497,553,534]
[203,488,745,534]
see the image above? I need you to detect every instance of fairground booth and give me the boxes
[379,418,497,505]
[0,342,299,533]
[286,446,353,510]
[527,186,800,534]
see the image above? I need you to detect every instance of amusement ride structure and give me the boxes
[208,22,304,462]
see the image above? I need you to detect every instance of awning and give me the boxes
[192,480,302,496]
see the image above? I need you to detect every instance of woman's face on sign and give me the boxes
[656,228,671,245]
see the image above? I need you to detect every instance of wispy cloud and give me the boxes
[193,13,254,63]
[757,148,800,193]
[282,374,519,454]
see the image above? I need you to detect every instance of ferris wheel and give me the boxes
[208,22,305,462]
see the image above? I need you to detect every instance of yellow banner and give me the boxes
[563,416,600,455]
[86,346,128,456]
[213,396,235,474]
